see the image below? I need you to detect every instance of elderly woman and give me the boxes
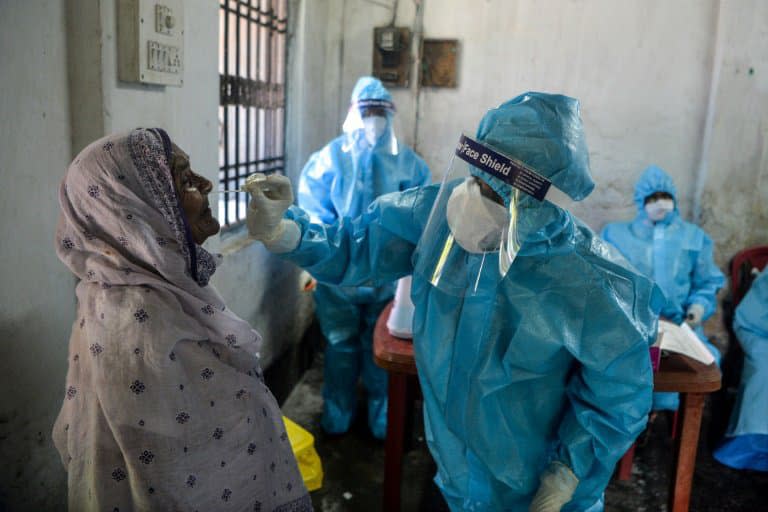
[52,128,312,511]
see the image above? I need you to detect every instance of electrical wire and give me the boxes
[390,0,399,26]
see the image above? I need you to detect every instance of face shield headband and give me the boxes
[454,134,575,210]
[351,98,396,113]
[414,135,577,298]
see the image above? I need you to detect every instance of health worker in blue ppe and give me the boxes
[714,269,768,471]
[245,92,663,511]
[601,165,725,411]
[297,76,430,439]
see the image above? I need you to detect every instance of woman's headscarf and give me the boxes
[57,128,218,289]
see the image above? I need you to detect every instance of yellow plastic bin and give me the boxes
[282,416,323,491]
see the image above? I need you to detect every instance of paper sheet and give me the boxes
[656,320,715,365]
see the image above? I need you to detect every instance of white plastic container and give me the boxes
[387,276,415,339]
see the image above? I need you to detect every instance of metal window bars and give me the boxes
[218,0,287,227]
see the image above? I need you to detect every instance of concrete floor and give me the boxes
[282,353,768,511]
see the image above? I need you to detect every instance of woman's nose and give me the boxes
[197,177,213,194]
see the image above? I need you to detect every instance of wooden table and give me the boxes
[372,302,419,512]
[373,302,721,512]
[651,353,722,512]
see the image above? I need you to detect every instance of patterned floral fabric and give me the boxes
[53,129,312,511]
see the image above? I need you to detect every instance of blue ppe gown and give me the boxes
[714,270,768,471]
[601,165,725,411]
[282,93,662,510]
[298,76,430,438]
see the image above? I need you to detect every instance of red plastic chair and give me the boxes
[729,246,768,306]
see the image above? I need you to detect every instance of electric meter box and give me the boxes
[372,26,411,88]
[118,0,184,86]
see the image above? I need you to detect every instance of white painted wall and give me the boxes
[334,0,718,225]
[325,0,765,266]
[285,0,348,179]
[698,0,768,266]
[0,2,73,508]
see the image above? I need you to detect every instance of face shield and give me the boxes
[341,98,400,155]
[414,134,577,297]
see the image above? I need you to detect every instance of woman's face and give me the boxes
[170,144,220,244]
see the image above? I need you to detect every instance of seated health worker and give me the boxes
[714,269,768,471]
[245,93,663,511]
[601,165,725,411]
[298,76,430,439]
[52,129,312,512]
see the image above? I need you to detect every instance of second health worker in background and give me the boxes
[297,76,430,439]
[601,166,725,411]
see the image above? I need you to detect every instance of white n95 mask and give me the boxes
[446,179,510,253]
[645,198,674,222]
[363,116,387,146]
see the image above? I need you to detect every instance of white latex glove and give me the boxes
[686,303,705,326]
[244,174,300,253]
[529,462,579,512]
